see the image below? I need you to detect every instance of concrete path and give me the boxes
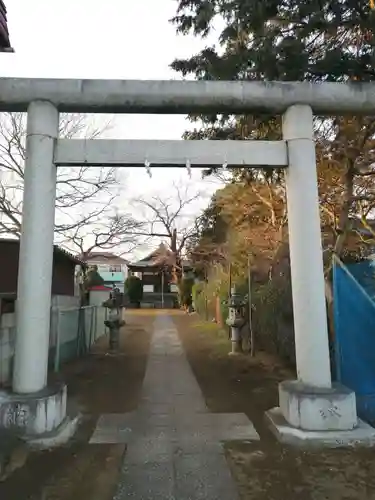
[90,313,259,499]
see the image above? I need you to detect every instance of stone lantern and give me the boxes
[224,286,247,355]
[102,288,125,351]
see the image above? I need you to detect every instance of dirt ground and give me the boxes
[173,314,375,500]
[2,310,375,499]
[0,312,152,500]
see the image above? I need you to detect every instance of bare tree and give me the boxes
[62,211,145,305]
[64,211,145,262]
[132,183,201,261]
[0,112,119,239]
[129,183,203,285]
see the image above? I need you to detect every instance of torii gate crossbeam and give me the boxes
[0,78,374,114]
[54,139,288,168]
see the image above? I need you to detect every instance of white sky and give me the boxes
[1,0,224,258]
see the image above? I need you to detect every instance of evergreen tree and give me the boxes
[171,0,375,301]
[171,0,375,85]
[170,0,375,152]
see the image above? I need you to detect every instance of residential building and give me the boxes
[83,252,128,292]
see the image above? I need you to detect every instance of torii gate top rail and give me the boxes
[0,78,374,114]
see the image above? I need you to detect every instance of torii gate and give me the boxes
[1,78,374,445]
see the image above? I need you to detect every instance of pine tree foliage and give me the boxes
[171,0,375,84]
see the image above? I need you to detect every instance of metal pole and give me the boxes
[54,309,61,373]
[89,306,94,351]
[204,266,208,321]
[94,305,98,340]
[248,255,255,357]
[161,270,164,309]
[228,263,232,339]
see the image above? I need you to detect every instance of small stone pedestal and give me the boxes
[228,327,243,356]
[266,380,375,447]
[0,382,78,447]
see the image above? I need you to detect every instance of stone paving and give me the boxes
[90,313,259,499]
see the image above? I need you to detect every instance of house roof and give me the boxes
[129,243,174,268]
[0,238,85,266]
[128,243,192,269]
[83,252,128,265]
[57,246,86,266]
[138,243,171,262]
[0,1,11,50]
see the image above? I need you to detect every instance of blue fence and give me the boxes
[333,258,375,423]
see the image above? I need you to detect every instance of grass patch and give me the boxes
[191,320,219,332]
[190,319,231,355]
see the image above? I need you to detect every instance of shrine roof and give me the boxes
[129,243,174,268]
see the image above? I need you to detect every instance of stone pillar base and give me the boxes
[0,382,67,436]
[265,407,375,448]
[265,380,375,448]
[279,380,357,431]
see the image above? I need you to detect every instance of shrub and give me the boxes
[252,278,295,365]
[192,282,205,314]
[125,275,143,306]
[178,277,195,307]
[85,266,104,288]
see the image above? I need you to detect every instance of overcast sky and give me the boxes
[1,0,224,257]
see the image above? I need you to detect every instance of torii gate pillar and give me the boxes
[265,105,375,446]
[3,101,70,441]
[283,105,332,389]
[13,101,59,395]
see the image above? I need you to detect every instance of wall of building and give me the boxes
[87,259,128,277]
[51,295,80,308]
[0,241,18,294]
[0,241,78,296]
[51,253,78,296]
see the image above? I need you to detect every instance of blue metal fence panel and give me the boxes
[334,259,375,423]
